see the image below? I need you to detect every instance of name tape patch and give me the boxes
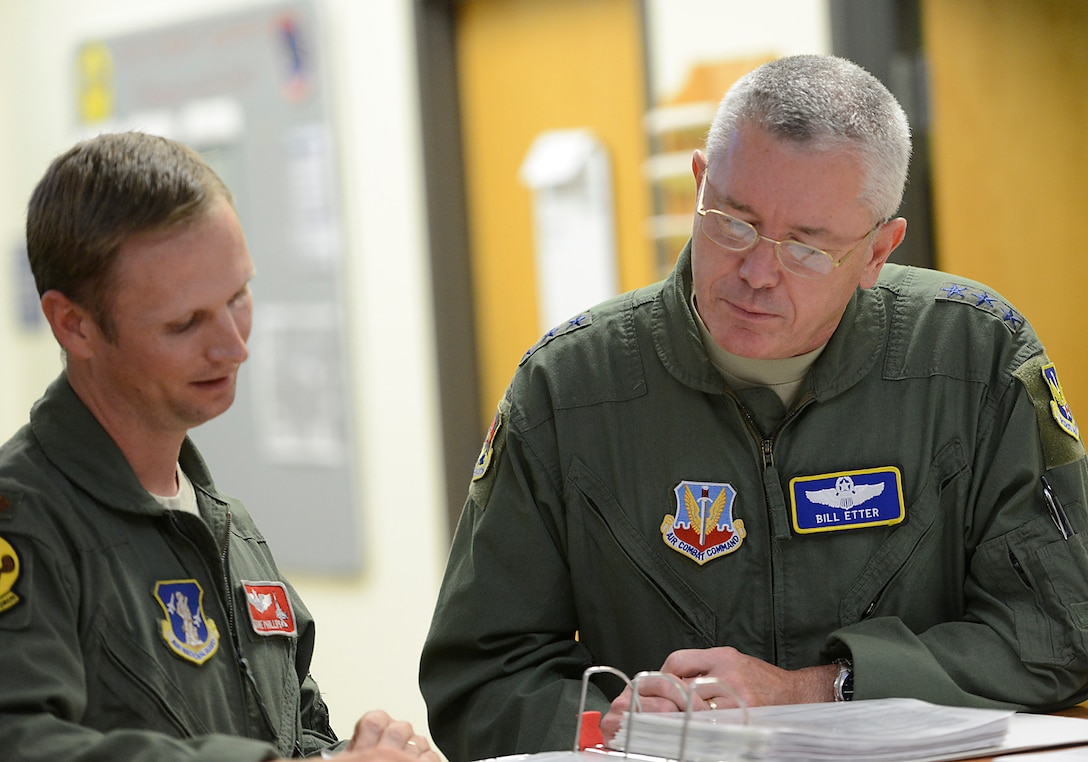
[242,581,298,637]
[790,467,905,534]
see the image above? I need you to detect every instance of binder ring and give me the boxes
[575,666,749,760]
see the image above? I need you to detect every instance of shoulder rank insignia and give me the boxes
[242,581,298,637]
[154,580,220,664]
[1042,362,1079,440]
[790,467,905,534]
[519,312,592,366]
[0,536,21,614]
[935,282,1023,332]
[661,481,745,565]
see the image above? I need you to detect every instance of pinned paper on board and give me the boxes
[520,129,619,331]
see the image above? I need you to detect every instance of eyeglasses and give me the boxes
[696,174,883,279]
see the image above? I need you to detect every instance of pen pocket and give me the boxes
[978,515,1088,665]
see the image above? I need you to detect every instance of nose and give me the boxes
[736,235,782,289]
[208,309,250,365]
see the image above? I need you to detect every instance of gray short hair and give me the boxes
[705,55,912,222]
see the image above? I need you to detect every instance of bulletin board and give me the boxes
[75,0,361,574]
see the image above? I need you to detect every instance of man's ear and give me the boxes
[692,149,707,190]
[859,217,907,289]
[40,290,100,359]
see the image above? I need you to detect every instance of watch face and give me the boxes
[834,660,854,701]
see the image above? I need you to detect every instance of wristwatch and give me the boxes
[833,659,854,702]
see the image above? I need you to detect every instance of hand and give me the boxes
[343,709,440,762]
[600,647,838,744]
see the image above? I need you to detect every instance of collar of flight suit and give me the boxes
[651,240,887,406]
[28,373,222,517]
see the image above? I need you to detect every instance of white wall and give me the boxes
[0,0,448,744]
[644,0,831,101]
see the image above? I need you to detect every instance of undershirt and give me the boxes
[149,463,199,515]
[691,293,825,408]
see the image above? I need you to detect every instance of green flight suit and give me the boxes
[0,375,343,761]
[420,246,1088,762]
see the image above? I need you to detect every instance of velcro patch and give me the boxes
[472,408,503,482]
[790,467,906,534]
[935,282,1023,332]
[1014,355,1086,469]
[242,581,297,637]
[0,536,21,614]
[154,580,220,664]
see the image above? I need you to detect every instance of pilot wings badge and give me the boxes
[661,481,745,565]
[153,579,220,665]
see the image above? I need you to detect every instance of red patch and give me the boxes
[241,581,297,636]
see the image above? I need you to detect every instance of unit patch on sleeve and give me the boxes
[935,281,1023,332]
[1042,362,1080,441]
[472,408,503,482]
[790,467,905,534]
[661,481,745,565]
[242,581,298,637]
[0,536,21,614]
[153,580,220,664]
[1014,355,1086,469]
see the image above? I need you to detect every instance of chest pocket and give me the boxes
[836,440,970,626]
[563,458,716,669]
[88,602,245,738]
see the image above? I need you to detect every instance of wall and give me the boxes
[643,0,831,101]
[455,0,654,423]
[0,0,446,742]
[457,0,832,427]
[922,0,1088,411]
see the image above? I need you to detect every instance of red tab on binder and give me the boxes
[579,711,603,750]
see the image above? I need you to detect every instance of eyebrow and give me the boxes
[722,194,836,240]
[711,186,838,242]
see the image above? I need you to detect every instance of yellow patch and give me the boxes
[1042,362,1080,440]
[0,536,21,614]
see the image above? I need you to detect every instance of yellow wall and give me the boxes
[922,0,1088,410]
[456,0,654,423]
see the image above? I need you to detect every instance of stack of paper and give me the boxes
[611,698,1014,762]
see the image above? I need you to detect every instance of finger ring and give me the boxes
[707,699,718,710]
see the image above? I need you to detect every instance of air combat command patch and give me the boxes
[661,481,746,565]
[154,579,220,665]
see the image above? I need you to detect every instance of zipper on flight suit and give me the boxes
[731,391,816,470]
[728,390,816,662]
[167,509,276,744]
[215,511,289,748]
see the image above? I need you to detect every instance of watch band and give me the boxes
[834,658,854,702]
